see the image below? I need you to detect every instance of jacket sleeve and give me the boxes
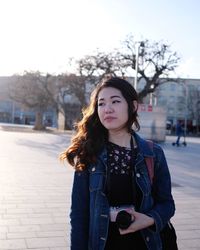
[146,144,175,232]
[70,169,89,250]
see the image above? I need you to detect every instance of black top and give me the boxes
[105,141,147,250]
[106,141,135,206]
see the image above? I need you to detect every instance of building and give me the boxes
[0,76,57,127]
[154,78,200,134]
[1,76,200,134]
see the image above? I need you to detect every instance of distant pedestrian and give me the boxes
[175,121,184,146]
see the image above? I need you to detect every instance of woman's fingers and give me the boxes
[118,211,155,235]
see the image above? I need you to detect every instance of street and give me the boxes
[0,129,200,249]
[161,136,200,190]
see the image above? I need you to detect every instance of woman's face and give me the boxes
[97,87,129,133]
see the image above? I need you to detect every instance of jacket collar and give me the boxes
[133,132,154,158]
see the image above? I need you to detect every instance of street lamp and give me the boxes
[150,91,157,106]
[149,84,154,106]
[197,100,200,134]
[134,41,145,91]
[184,82,188,136]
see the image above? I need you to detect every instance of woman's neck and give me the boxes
[108,130,132,148]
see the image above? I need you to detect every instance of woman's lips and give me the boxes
[104,117,116,122]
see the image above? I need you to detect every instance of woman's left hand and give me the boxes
[119,211,155,235]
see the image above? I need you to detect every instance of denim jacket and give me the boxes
[70,133,175,250]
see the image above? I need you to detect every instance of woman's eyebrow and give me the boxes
[98,95,121,101]
[110,95,121,99]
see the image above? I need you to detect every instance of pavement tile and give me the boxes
[39,224,68,232]
[0,219,20,226]
[176,230,200,239]
[19,249,49,250]
[0,233,7,240]
[7,232,37,239]
[8,225,41,233]
[178,238,200,248]
[49,248,68,250]
[0,131,200,250]
[20,218,54,225]
[15,204,47,209]
[3,214,28,219]
[26,237,67,248]
[36,231,65,237]
[52,217,66,224]
[0,239,27,249]
[6,208,33,214]
[33,208,63,214]
[0,227,8,233]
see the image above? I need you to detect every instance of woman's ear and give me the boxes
[133,101,138,111]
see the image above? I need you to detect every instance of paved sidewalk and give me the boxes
[0,130,72,250]
[161,136,200,250]
[0,130,199,249]
[171,187,200,250]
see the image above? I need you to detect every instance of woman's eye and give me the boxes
[113,100,120,104]
[98,102,104,106]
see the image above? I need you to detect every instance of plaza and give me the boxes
[0,127,200,249]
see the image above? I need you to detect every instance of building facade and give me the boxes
[1,76,200,134]
[154,78,200,134]
[0,76,57,127]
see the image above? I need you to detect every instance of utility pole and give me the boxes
[134,41,144,91]
[183,81,188,136]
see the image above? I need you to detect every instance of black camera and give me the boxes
[109,205,135,230]
[116,210,134,229]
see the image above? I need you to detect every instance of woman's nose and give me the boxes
[104,104,113,113]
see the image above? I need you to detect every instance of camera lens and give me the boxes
[115,210,133,229]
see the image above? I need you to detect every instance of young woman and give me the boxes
[61,77,175,250]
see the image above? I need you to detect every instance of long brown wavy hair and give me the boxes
[60,77,140,171]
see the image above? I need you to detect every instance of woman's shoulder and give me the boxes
[133,132,165,156]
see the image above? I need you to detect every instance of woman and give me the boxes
[61,77,175,250]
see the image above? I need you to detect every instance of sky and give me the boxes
[0,0,200,78]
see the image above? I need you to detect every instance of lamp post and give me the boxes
[149,84,154,106]
[197,100,200,134]
[150,92,157,106]
[182,81,188,136]
[134,41,144,91]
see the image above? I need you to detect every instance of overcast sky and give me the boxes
[0,0,200,78]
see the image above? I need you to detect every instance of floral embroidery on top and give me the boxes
[107,141,134,175]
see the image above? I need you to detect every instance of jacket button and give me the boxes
[101,214,108,218]
[136,173,140,178]
[146,236,150,242]
[92,167,96,172]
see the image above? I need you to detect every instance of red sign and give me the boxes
[148,105,153,112]
[138,104,153,112]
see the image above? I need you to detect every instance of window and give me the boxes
[170,83,176,91]
[168,108,174,114]
[157,96,167,106]
[169,96,175,102]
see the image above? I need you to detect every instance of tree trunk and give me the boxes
[57,111,65,131]
[34,111,45,130]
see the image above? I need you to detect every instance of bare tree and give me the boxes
[74,36,180,102]
[9,71,56,130]
[9,71,88,130]
[58,74,86,105]
[76,50,124,85]
[55,73,86,129]
[118,36,180,102]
